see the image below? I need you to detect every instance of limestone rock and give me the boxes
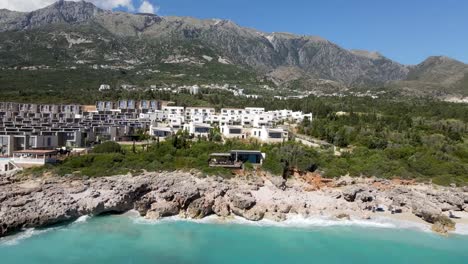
[173,185,200,209]
[212,197,230,217]
[264,212,287,222]
[228,192,256,210]
[134,191,159,216]
[336,213,351,220]
[342,186,365,202]
[355,190,376,203]
[268,176,286,190]
[240,206,266,221]
[335,176,355,187]
[431,215,456,235]
[411,201,442,223]
[146,200,179,219]
[276,203,292,214]
[186,198,214,219]
[436,193,464,209]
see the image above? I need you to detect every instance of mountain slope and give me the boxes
[390,56,468,97]
[0,1,466,98]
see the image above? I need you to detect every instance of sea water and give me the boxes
[1,214,467,264]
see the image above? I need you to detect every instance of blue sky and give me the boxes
[128,0,467,65]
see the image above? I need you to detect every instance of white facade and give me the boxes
[145,106,310,142]
[150,126,174,138]
[185,107,216,121]
[163,106,185,116]
[184,122,213,137]
[221,125,247,139]
[251,126,289,143]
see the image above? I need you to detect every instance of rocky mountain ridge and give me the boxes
[0,1,466,97]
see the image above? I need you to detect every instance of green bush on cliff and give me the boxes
[92,141,122,154]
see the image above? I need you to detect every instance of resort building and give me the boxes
[0,100,312,171]
[184,123,213,137]
[251,126,289,143]
[209,150,265,168]
[221,125,247,139]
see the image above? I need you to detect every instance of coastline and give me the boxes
[3,211,468,248]
[1,171,467,238]
[132,210,468,236]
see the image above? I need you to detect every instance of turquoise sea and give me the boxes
[1,214,467,264]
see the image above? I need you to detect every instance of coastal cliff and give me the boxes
[1,172,467,237]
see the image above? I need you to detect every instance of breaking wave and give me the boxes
[131,212,434,233]
[0,228,53,247]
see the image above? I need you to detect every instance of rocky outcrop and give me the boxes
[411,200,442,223]
[227,191,256,210]
[185,198,214,219]
[146,200,180,219]
[1,172,467,237]
[0,175,151,237]
[431,215,456,235]
[342,186,365,202]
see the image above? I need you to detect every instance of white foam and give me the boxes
[0,228,53,247]
[451,224,468,235]
[227,214,431,233]
[74,215,90,223]
[131,213,433,233]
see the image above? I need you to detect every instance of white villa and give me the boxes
[221,125,247,139]
[149,106,311,142]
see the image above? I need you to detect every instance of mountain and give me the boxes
[0,0,103,31]
[390,56,468,97]
[0,1,466,98]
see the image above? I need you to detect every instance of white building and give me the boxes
[252,114,273,128]
[221,125,247,139]
[150,126,174,138]
[184,122,213,137]
[245,107,265,115]
[185,107,216,121]
[190,85,200,95]
[221,108,246,116]
[99,84,111,91]
[148,110,166,122]
[163,106,185,116]
[251,126,289,143]
[168,115,185,130]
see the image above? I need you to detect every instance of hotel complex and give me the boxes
[0,101,312,170]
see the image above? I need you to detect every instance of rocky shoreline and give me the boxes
[1,172,468,237]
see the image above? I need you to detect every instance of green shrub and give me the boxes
[93,141,122,154]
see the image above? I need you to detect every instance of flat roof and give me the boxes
[210,153,232,157]
[13,149,58,154]
[267,128,286,132]
[230,150,262,154]
[193,123,212,127]
[152,127,172,131]
[186,107,215,109]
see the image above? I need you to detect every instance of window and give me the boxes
[230,129,242,134]
[269,132,282,139]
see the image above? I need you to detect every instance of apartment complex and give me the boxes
[149,106,312,143]
[1,101,312,169]
[0,100,161,159]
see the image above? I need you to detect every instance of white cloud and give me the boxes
[0,0,140,13]
[138,0,158,14]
